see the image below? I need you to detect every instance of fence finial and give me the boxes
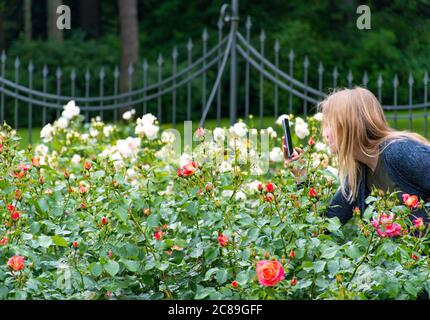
[424,71,429,85]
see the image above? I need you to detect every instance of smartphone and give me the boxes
[282,118,294,159]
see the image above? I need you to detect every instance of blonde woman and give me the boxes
[284,86,430,225]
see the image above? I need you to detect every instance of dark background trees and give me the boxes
[0,0,429,123]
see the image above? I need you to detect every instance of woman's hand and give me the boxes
[282,136,307,178]
[282,136,304,163]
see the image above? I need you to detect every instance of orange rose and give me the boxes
[7,255,25,271]
[256,260,285,287]
[402,194,420,208]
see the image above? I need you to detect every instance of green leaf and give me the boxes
[104,260,120,277]
[313,261,326,273]
[204,247,219,261]
[320,245,339,259]
[204,268,219,281]
[38,235,53,248]
[52,235,68,247]
[345,244,361,260]
[216,269,229,285]
[121,259,139,272]
[89,262,103,277]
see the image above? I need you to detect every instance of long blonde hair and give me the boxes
[317,86,430,203]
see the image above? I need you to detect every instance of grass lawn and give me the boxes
[15,110,430,148]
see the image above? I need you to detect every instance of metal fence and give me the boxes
[0,0,429,144]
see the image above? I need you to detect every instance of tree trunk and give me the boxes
[24,0,32,41]
[80,0,99,38]
[118,0,139,93]
[47,0,63,43]
[0,10,4,52]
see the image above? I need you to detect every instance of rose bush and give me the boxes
[0,102,429,300]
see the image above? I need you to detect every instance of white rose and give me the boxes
[144,124,159,140]
[295,122,309,139]
[57,117,69,129]
[270,147,284,162]
[35,144,49,156]
[213,127,225,142]
[90,128,99,137]
[315,142,327,152]
[314,112,323,121]
[62,100,80,120]
[276,114,289,126]
[235,191,247,202]
[71,154,81,165]
[122,111,132,120]
[40,124,54,142]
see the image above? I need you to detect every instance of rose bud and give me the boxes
[84,160,92,171]
[101,217,109,225]
[143,208,151,216]
[231,280,239,288]
[290,278,297,286]
[217,234,229,247]
[72,241,79,248]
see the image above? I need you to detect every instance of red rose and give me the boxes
[7,255,25,271]
[257,183,263,191]
[218,234,229,247]
[266,183,275,193]
[291,278,297,286]
[309,188,317,197]
[7,204,15,212]
[72,241,79,248]
[231,280,239,288]
[154,231,163,240]
[11,211,20,221]
[411,254,419,261]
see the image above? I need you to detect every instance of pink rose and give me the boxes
[371,212,402,238]
[256,260,285,287]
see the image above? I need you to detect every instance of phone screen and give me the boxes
[282,118,294,158]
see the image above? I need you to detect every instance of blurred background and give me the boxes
[0,0,430,144]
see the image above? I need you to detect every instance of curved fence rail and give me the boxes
[0,0,429,144]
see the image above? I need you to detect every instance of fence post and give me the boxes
[377,73,383,102]
[28,61,33,144]
[393,74,399,129]
[288,49,294,115]
[217,17,224,126]
[14,57,20,130]
[42,65,48,125]
[202,28,208,116]
[259,29,265,128]
[99,67,105,119]
[56,66,62,119]
[187,38,193,121]
[157,53,163,123]
[114,66,119,121]
[408,72,414,130]
[229,0,239,125]
[244,16,251,124]
[0,51,6,124]
[274,39,280,120]
[172,47,178,127]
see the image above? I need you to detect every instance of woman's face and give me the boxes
[323,125,337,154]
